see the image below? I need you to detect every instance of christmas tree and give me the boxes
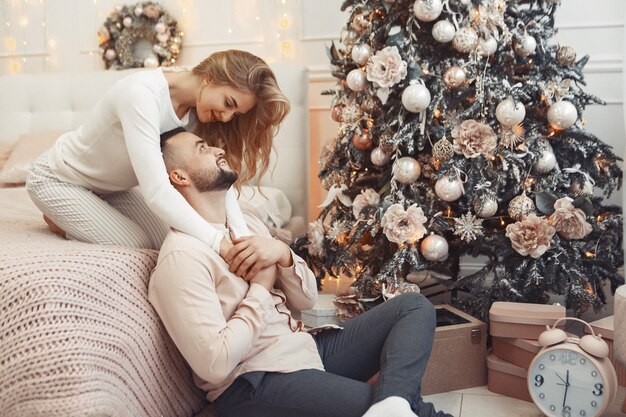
[293,0,624,319]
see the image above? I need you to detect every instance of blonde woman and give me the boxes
[26,50,289,257]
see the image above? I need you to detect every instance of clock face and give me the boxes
[528,347,606,417]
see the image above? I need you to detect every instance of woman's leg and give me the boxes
[104,187,169,250]
[314,293,451,417]
[26,155,154,249]
[215,369,373,417]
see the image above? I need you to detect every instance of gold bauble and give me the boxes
[508,193,535,221]
[432,139,454,161]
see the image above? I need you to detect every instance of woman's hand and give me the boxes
[219,236,234,259]
[225,236,292,280]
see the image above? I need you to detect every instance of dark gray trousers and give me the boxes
[215,293,453,417]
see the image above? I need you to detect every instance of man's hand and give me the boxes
[249,265,278,292]
[225,236,292,280]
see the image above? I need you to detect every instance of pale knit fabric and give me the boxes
[45,68,249,251]
[0,189,218,417]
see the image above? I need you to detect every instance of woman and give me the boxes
[26,50,289,256]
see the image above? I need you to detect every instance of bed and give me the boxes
[0,64,309,417]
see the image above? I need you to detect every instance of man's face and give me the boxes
[169,132,238,192]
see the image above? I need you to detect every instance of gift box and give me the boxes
[421,304,487,395]
[491,336,541,370]
[487,353,532,402]
[489,301,566,339]
[301,294,340,327]
[585,315,626,387]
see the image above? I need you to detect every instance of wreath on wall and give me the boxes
[98,1,183,70]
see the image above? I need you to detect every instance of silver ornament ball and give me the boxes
[508,193,535,221]
[516,35,537,57]
[401,83,431,113]
[104,48,117,61]
[548,100,577,130]
[351,43,373,66]
[371,147,392,166]
[556,45,577,67]
[346,69,368,92]
[434,176,464,202]
[478,37,498,56]
[143,54,160,68]
[474,198,498,218]
[413,0,443,22]
[535,145,557,173]
[421,234,449,261]
[452,27,479,54]
[495,97,526,127]
[394,157,422,184]
[432,20,456,43]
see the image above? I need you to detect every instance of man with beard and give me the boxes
[149,128,453,417]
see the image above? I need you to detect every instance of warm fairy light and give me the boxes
[19,16,28,26]
[500,218,506,226]
[4,37,16,51]
[445,207,452,217]
[548,130,556,137]
[280,17,289,28]
[434,108,442,118]
[585,251,596,258]
[524,177,535,188]
[281,41,291,50]
[9,60,20,74]
[581,119,587,125]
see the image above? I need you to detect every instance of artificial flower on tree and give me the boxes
[293,0,624,319]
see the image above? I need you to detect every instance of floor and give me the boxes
[424,385,626,417]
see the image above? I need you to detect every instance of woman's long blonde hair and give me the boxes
[190,50,290,185]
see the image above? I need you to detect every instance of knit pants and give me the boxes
[215,293,453,417]
[26,153,169,250]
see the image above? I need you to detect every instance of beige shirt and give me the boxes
[148,213,324,402]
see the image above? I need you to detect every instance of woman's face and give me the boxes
[196,80,257,124]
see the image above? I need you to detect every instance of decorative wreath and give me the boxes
[98,1,183,70]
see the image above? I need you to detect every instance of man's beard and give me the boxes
[189,166,238,192]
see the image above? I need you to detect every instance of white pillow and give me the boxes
[237,185,292,228]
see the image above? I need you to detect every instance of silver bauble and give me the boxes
[443,66,467,89]
[548,100,577,130]
[104,48,117,61]
[478,37,498,56]
[155,22,167,33]
[123,16,133,28]
[371,147,392,166]
[134,6,143,16]
[432,139,454,161]
[508,193,535,220]
[495,97,526,127]
[452,27,479,54]
[351,43,373,66]
[401,83,431,113]
[571,179,594,196]
[394,157,422,184]
[143,54,159,68]
[420,234,449,261]
[535,144,557,173]
[474,197,498,218]
[413,0,443,22]
[346,69,368,92]
[351,12,372,33]
[432,20,455,43]
[341,29,359,48]
[434,176,464,201]
[556,45,577,67]
[516,35,537,57]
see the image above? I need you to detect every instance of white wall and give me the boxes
[1,0,623,211]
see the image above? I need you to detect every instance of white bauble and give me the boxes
[474,198,498,218]
[371,147,392,166]
[123,16,133,28]
[432,20,456,43]
[104,48,117,61]
[346,69,368,92]
[157,32,170,43]
[394,157,421,183]
[495,97,526,127]
[478,37,498,56]
[413,0,443,22]
[571,179,594,196]
[351,43,373,66]
[401,83,431,113]
[452,27,479,53]
[134,6,143,16]
[548,100,577,130]
[420,234,449,261]
[516,35,537,57]
[535,145,557,173]
[143,54,159,68]
[434,177,464,201]
[155,22,167,33]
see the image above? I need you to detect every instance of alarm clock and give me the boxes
[527,317,618,417]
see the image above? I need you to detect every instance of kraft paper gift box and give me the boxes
[487,353,533,402]
[585,315,626,387]
[421,304,487,395]
[491,336,541,370]
[489,301,566,340]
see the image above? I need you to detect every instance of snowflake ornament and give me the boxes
[453,212,485,242]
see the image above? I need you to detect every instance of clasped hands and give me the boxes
[219,235,293,287]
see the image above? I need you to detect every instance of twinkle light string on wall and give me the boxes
[1,0,48,74]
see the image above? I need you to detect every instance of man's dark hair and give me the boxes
[160,127,188,148]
